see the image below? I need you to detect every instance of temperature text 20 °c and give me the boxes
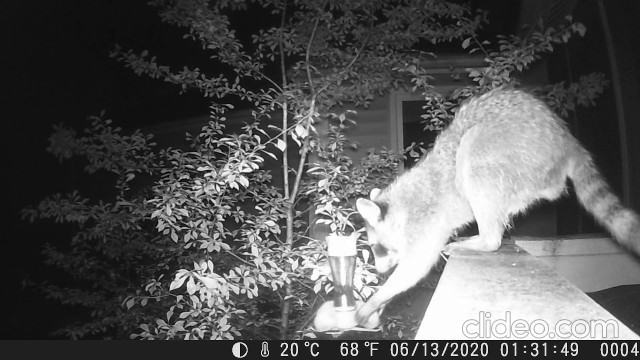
[280,342,320,357]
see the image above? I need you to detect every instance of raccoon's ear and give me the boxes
[356,198,381,225]
[370,188,381,200]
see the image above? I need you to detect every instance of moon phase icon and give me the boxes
[232,342,248,358]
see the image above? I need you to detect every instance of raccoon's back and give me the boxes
[451,88,569,135]
[384,88,574,221]
[427,88,573,179]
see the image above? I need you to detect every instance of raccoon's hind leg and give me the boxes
[445,190,506,252]
[446,125,509,252]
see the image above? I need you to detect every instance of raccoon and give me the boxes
[354,87,640,324]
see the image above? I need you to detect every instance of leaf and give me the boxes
[276,139,286,152]
[194,273,218,289]
[186,277,197,295]
[237,175,249,188]
[310,269,320,281]
[294,124,308,139]
[170,274,187,291]
[362,248,370,264]
[462,37,471,49]
[179,311,191,319]
[126,298,135,310]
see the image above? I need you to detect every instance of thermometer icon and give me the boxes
[261,341,269,357]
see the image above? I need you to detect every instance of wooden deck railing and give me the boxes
[415,239,640,340]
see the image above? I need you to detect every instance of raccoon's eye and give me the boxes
[372,244,388,257]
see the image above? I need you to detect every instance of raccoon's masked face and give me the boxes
[356,188,401,274]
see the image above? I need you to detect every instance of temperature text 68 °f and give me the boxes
[340,342,381,357]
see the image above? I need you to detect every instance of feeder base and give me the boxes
[313,300,380,332]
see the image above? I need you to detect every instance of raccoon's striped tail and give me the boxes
[569,148,640,256]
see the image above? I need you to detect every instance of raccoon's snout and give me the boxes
[374,256,397,274]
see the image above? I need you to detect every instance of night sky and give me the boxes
[1,0,524,339]
[2,0,213,338]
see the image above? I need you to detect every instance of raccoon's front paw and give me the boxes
[355,303,373,325]
[355,302,380,328]
[442,241,463,255]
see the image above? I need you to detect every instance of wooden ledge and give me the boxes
[415,242,640,340]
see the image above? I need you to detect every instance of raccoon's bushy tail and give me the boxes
[569,148,640,255]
